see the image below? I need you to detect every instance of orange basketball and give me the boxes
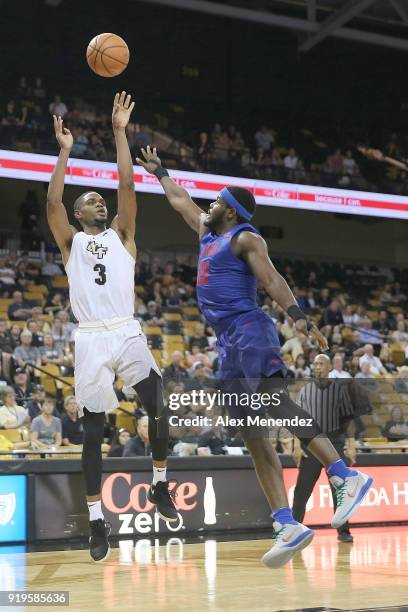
[86,33,129,78]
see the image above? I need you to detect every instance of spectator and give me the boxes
[382,406,408,441]
[25,384,46,420]
[26,320,44,347]
[186,345,212,369]
[56,310,77,339]
[292,354,311,380]
[61,396,83,446]
[141,301,164,326]
[254,126,274,152]
[358,319,382,345]
[39,334,64,367]
[394,366,408,394]
[374,310,393,335]
[30,398,62,449]
[48,94,68,117]
[12,369,35,407]
[0,256,17,292]
[13,330,41,368]
[123,415,151,456]
[329,355,352,379]
[0,386,30,429]
[163,351,189,384]
[354,361,379,390]
[346,330,362,356]
[359,344,387,376]
[186,361,215,390]
[0,319,15,353]
[321,300,344,327]
[44,292,66,316]
[343,305,357,326]
[41,250,62,277]
[107,427,131,457]
[391,321,408,344]
[196,417,234,455]
[283,148,299,179]
[8,290,34,321]
[51,317,71,349]
[342,150,358,176]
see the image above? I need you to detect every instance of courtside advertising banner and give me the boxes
[33,465,408,540]
[0,475,27,543]
[1,149,408,220]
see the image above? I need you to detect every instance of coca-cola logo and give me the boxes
[102,473,198,514]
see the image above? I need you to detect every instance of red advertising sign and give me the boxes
[284,466,408,525]
[2,149,408,220]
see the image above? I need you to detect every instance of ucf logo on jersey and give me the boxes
[87,240,108,259]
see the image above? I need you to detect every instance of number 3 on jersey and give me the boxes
[197,260,209,286]
[94,264,107,285]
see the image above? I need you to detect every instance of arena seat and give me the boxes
[164,313,182,321]
[10,320,28,330]
[34,285,49,295]
[0,429,22,442]
[143,326,162,335]
[51,275,69,289]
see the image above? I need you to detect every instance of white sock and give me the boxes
[87,500,104,522]
[152,466,167,485]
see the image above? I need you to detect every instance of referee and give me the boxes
[292,354,356,543]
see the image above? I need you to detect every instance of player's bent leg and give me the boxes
[260,376,374,527]
[133,369,178,522]
[241,430,314,568]
[82,408,111,562]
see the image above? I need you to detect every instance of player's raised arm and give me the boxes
[111,91,137,256]
[47,116,76,263]
[136,146,202,233]
[234,231,329,351]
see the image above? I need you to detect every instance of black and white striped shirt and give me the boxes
[296,380,354,434]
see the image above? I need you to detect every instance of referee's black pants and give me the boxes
[292,436,351,535]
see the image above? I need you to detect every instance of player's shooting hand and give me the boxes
[53,115,73,151]
[358,146,384,161]
[112,91,135,131]
[136,145,162,174]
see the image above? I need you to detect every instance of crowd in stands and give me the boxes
[2,76,408,195]
[0,245,407,461]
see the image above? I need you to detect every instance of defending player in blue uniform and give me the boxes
[137,147,373,568]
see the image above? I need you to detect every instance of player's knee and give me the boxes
[133,369,164,418]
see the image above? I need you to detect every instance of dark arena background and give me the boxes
[0,1,407,611]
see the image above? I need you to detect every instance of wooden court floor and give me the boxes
[1,527,407,612]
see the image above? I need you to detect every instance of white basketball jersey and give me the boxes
[65,228,135,323]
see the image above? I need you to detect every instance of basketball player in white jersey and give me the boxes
[47,92,177,562]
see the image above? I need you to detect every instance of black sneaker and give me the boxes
[147,481,178,522]
[337,531,353,543]
[89,518,111,562]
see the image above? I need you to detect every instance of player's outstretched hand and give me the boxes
[136,145,162,174]
[295,319,329,351]
[358,146,384,161]
[53,115,73,151]
[112,91,135,131]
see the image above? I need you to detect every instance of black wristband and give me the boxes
[153,165,169,180]
[287,304,307,322]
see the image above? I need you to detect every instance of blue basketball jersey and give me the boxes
[196,223,260,333]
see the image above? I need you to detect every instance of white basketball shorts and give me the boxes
[74,318,161,417]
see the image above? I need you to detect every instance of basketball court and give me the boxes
[1,526,407,612]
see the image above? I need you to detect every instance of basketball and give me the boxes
[86,33,129,77]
